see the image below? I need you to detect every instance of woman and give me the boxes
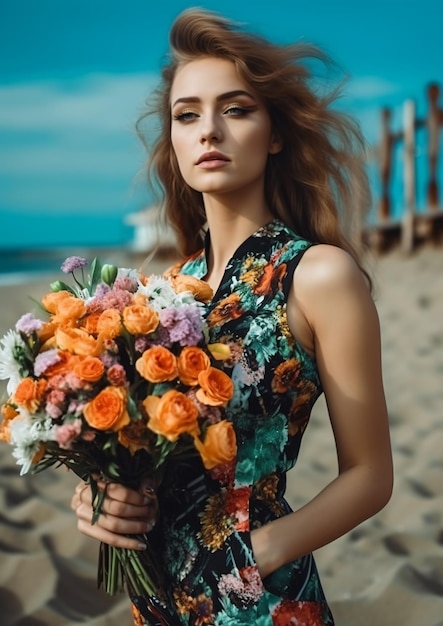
[72,9,393,626]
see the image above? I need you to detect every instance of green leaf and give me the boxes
[127,395,142,419]
[89,257,103,293]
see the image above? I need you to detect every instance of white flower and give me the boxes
[0,329,27,395]
[9,409,56,475]
[137,275,205,313]
[137,276,180,311]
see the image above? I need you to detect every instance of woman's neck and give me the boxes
[202,191,274,288]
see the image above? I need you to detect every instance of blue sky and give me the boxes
[0,0,441,250]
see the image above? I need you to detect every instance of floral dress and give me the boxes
[132,219,334,626]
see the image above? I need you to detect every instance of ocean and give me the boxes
[0,212,137,284]
[0,246,138,286]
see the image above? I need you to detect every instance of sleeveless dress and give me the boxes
[132,219,334,626]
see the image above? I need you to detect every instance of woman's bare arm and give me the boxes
[251,244,393,578]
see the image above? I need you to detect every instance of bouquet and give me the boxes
[0,256,236,622]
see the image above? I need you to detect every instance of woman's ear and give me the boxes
[269,132,283,155]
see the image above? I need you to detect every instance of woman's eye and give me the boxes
[224,105,250,116]
[173,111,198,122]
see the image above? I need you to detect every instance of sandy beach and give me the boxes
[1,245,442,626]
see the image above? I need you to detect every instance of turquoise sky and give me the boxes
[0,0,441,249]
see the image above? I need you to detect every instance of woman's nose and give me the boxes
[199,114,222,144]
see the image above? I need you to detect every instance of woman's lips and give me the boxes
[196,152,230,168]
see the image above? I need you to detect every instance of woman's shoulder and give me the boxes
[296,244,368,291]
[291,243,374,323]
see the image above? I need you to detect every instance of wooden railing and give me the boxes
[363,83,443,252]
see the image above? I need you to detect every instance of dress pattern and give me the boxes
[133,219,334,626]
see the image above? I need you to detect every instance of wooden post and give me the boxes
[379,107,393,220]
[427,83,440,209]
[402,100,416,253]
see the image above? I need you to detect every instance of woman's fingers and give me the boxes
[76,514,149,550]
[71,480,158,545]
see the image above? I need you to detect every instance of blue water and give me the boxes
[0,212,135,281]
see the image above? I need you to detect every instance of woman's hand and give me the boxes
[70,478,159,550]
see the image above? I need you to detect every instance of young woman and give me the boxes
[71,9,393,625]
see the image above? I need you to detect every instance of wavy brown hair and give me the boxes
[137,8,371,275]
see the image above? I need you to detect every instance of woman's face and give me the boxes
[170,56,281,198]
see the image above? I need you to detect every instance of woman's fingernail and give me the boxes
[137,542,148,550]
[146,520,156,532]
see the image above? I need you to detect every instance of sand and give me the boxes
[1,246,442,626]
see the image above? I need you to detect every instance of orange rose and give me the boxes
[122,304,159,335]
[44,350,76,376]
[118,419,149,455]
[196,367,234,406]
[73,356,105,382]
[81,312,101,335]
[53,295,86,326]
[193,420,237,469]
[83,386,130,431]
[143,390,199,442]
[135,346,178,383]
[38,321,58,343]
[41,290,72,314]
[177,346,210,386]
[55,327,102,356]
[13,378,48,413]
[96,309,122,340]
[171,274,213,303]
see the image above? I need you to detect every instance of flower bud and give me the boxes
[101,264,118,286]
[50,280,67,292]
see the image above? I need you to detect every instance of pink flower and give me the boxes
[46,402,63,419]
[113,276,138,292]
[107,363,127,387]
[55,419,82,449]
[16,313,44,336]
[45,389,66,419]
[64,372,84,390]
[68,399,86,414]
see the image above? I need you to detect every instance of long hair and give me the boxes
[137,8,371,275]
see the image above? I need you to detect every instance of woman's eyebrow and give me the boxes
[172,90,256,108]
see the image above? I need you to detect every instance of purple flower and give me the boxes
[94,283,111,298]
[34,349,61,376]
[159,305,204,347]
[15,313,44,336]
[61,256,87,274]
[134,335,152,354]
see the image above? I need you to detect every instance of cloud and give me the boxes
[344,76,402,101]
[0,72,159,132]
[0,73,159,213]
